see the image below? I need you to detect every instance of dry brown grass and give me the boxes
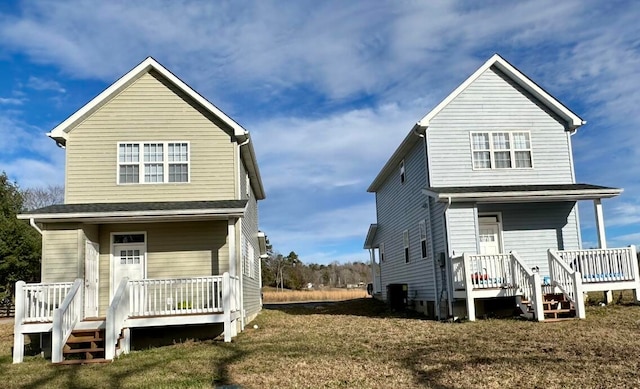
[2,297,640,388]
[262,287,367,303]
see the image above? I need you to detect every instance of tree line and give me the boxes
[261,250,371,290]
[0,172,63,302]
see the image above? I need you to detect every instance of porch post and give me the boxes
[223,272,232,342]
[463,254,476,321]
[593,199,607,249]
[228,218,237,277]
[13,281,25,363]
[594,199,613,303]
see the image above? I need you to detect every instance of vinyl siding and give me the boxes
[41,223,82,282]
[375,140,436,302]
[428,66,574,187]
[478,202,580,276]
[240,160,261,320]
[447,205,479,256]
[97,221,228,315]
[65,70,235,204]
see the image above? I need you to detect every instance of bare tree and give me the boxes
[21,185,64,211]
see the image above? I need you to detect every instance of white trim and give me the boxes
[422,188,622,203]
[418,54,584,129]
[19,207,246,221]
[109,232,147,301]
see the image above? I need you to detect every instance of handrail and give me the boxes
[463,253,512,289]
[51,279,84,363]
[548,249,585,319]
[510,252,544,321]
[17,281,75,323]
[106,277,130,360]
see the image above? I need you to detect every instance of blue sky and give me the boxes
[1,0,639,264]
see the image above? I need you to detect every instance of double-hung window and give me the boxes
[419,220,430,260]
[379,243,385,262]
[471,131,532,169]
[118,141,189,184]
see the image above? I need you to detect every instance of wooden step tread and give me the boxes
[55,358,110,365]
[544,308,574,313]
[66,337,104,344]
[63,347,105,354]
[544,317,576,323]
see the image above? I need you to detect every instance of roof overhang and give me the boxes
[258,231,268,258]
[422,184,622,204]
[18,200,246,224]
[363,224,378,249]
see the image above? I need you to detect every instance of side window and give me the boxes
[379,243,385,262]
[403,230,409,263]
[400,160,405,184]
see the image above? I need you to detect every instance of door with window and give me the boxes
[478,216,502,255]
[111,233,146,301]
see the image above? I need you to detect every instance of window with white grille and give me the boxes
[118,141,189,184]
[419,220,431,260]
[471,131,532,169]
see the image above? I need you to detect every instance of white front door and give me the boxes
[112,237,146,301]
[84,240,100,317]
[478,217,502,255]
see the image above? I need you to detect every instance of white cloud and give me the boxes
[0,0,639,263]
[0,97,24,105]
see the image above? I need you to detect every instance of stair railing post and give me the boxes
[223,272,232,342]
[572,271,585,319]
[13,281,25,364]
[532,272,544,322]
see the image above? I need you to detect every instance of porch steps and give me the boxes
[57,329,109,365]
[520,293,576,321]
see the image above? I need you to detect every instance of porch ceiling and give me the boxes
[17,200,247,223]
[422,183,622,203]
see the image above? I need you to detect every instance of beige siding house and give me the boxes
[13,57,267,364]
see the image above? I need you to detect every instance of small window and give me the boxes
[379,243,385,262]
[419,221,427,259]
[113,234,145,244]
[403,230,409,263]
[246,173,251,198]
[400,160,405,183]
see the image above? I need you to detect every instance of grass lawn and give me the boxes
[262,287,367,303]
[2,298,640,388]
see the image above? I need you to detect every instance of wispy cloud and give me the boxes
[0,97,24,105]
[26,76,66,93]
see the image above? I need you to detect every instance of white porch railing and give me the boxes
[51,279,84,363]
[452,252,543,321]
[548,250,585,319]
[106,277,130,360]
[15,281,75,323]
[128,275,230,316]
[554,246,639,285]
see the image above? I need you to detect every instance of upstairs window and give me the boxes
[400,160,405,184]
[379,243,385,262]
[471,131,532,169]
[118,142,189,184]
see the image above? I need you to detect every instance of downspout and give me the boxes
[29,218,43,235]
[236,134,250,329]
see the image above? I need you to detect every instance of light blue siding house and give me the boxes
[364,54,640,321]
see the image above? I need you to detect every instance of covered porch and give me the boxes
[13,273,241,363]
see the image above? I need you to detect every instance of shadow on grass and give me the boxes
[264,298,430,320]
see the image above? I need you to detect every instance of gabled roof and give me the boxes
[48,57,265,200]
[367,54,585,193]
